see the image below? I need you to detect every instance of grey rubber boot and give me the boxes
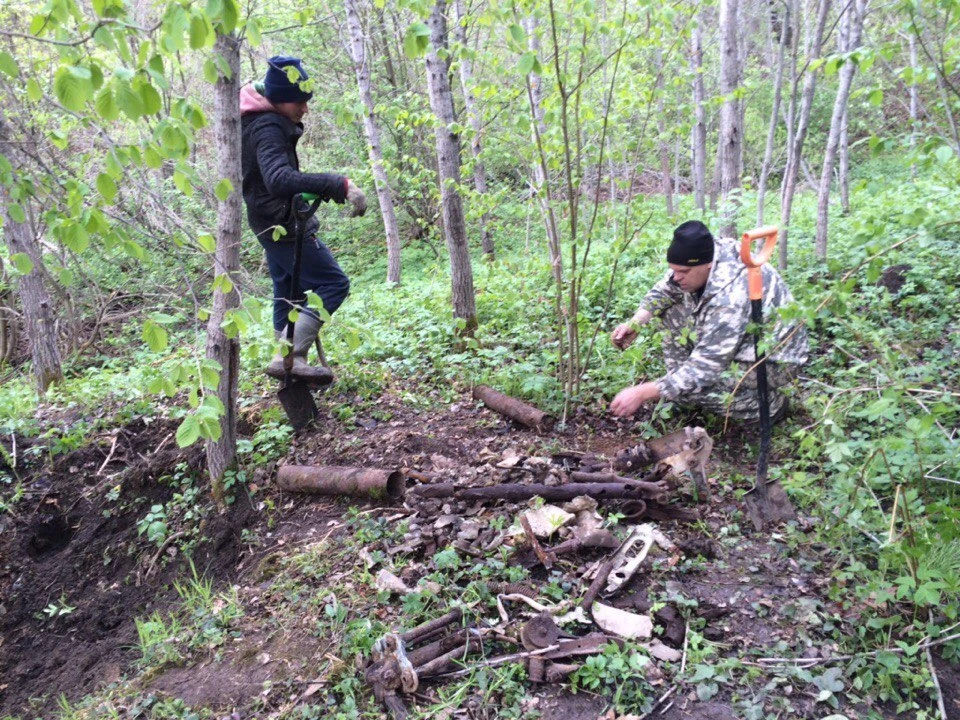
[265,314,334,385]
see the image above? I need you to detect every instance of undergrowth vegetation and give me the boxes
[1,153,958,717]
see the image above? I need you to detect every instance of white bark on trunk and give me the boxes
[718,0,742,237]
[758,0,791,225]
[345,0,403,283]
[453,0,494,260]
[655,49,674,215]
[779,0,832,268]
[0,120,63,393]
[524,13,563,283]
[690,14,707,211]
[838,106,850,213]
[815,0,867,259]
[204,32,242,499]
[425,0,477,332]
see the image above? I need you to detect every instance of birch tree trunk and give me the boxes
[425,0,477,333]
[204,32,242,501]
[757,0,791,225]
[838,106,850,213]
[815,0,867,259]
[0,120,63,393]
[453,0,494,260]
[690,14,707,212]
[717,0,742,238]
[655,49,674,215]
[779,0,831,268]
[345,0,403,283]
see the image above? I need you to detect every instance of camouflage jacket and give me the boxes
[638,238,809,401]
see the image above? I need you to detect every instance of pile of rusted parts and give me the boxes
[276,425,714,717]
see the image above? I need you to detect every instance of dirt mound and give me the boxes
[0,418,251,715]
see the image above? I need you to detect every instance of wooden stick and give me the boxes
[580,558,615,609]
[472,385,555,430]
[520,513,554,569]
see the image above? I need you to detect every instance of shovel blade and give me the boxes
[745,479,795,531]
[278,379,319,431]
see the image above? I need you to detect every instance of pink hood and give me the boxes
[240,84,276,116]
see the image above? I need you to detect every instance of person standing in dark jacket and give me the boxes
[240,55,367,383]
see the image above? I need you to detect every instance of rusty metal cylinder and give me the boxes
[276,465,405,502]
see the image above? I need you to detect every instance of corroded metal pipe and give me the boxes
[276,465,405,502]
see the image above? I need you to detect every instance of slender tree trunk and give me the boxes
[204,33,242,500]
[815,0,867,259]
[779,0,831,268]
[838,106,850,212]
[425,0,477,333]
[718,0,742,237]
[655,49,674,215]
[758,0,791,225]
[907,27,919,176]
[453,0,494,260]
[690,14,707,211]
[0,121,63,393]
[345,0,403,283]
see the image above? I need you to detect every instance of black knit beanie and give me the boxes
[263,56,313,104]
[667,220,714,266]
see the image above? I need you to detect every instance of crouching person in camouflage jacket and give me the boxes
[609,220,808,423]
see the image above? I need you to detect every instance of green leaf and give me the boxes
[196,233,216,252]
[173,170,193,196]
[144,145,163,168]
[116,81,145,118]
[7,204,25,223]
[96,173,117,203]
[200,364,220,390]
[95,87,120,121]
[246,17,261,46]
[53,66,93,112]
[214,178,234,201]
[139,81,162,115]
[517,52,536,75]
[508,23,526,47]
[868,88,883,107]
[10,253,33,275]
[189,14,209,49]
[203,59,218,84]
[176,415,201,447]
[26,78,43,102]
[404,22,430,59]
[142,318,169,352]
[0,52,19,78]
[219,0,239,33]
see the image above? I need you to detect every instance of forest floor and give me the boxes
[1,386,957,719]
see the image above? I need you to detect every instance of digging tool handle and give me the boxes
[283,194,324,379]
[741,227,777,492]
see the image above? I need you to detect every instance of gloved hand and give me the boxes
[346,179,367,217]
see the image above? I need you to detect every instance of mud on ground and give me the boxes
[1,395,956,718]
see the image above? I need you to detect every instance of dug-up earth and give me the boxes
[0,391,956,719]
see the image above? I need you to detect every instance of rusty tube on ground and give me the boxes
[276,465,405,502]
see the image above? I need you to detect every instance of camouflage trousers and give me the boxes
[661,304,797,422]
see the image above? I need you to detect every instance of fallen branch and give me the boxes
[472,385,555,431]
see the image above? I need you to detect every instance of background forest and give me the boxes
[0,0,959,717]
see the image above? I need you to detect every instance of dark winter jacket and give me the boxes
[240,85,348,242]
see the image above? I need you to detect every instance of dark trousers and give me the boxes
[258,235,351,331]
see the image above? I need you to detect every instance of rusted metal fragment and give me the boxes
[276,465,404,501]
[473,385,555,431]
[400,608,463,646]
[457,482,664,504]
[521,612,560,651]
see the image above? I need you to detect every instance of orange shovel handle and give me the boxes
[740,226,778,301]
